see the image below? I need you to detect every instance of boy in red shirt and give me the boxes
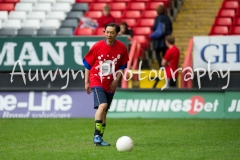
[161,35,180,87]
[83,23,129,146]
[98,5,115,28]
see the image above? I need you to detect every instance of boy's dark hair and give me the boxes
[105,23,120,33]
[165,35,175,44]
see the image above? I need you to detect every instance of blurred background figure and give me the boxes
[152,5,172,68]
[118,22,133,40]
[98,5,115,28]
[161,35,180,88]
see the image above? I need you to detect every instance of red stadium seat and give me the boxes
[134,0,151,1]
[114,0,131,2]
[85,11,102,19]
[95,27,105,35]
[142,10,157,18]
[147,2,164,10]
[75,28,94,36]
[236,10,240,16]
[110,2,127,11]
[233,17,240,25]
[123,11,141,19]
[209,26,229,35]
[159,0,170,7]
[95,0,113,2]
[218,9,235,17]
[221,1,239,9]
[127,2,146,10]
[3,0,19,3]
[133,27,151,36]
[76,0,94,2]
[214,18,232,27]
[120,18,137,28]
[230,26,240,35]
[0,3,15,12]
[138,19,154,27]
[110,11,122,18]
[89,3,107,11]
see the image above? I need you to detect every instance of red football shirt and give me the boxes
[163,46,180,79]
[97,14,116,28]
[83,39,129,92]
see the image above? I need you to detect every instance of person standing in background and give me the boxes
[161,35,180,88]
[98,5,115,28]
[152,5,172,68]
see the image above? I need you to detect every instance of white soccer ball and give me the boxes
[116,136,134,152]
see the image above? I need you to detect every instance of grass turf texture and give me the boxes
[0,119,240,160]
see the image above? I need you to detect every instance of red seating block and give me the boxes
[76,0,94,2]
[142,10,157,18]
[110,2,126,11]
[230,26,240,35]
[89,3,107,11]
[3,0,19,3]
[134,0,151,2]
[233,17,240,25]
[138,19,154,27]
[218,9,235,17]
[133,27,151,36]
[110,11,122,18]
[95,0,113,2]
[84,11,102,19]
[127,2,146,10]
[114,0,131,2]
[209,26,229,35]
[123,11,141,19]
[237,10,240,16]
[75,28,94,35]
[222,1,239,9]
[95,27,105,35]
[0,3,15,12]
[214,17,232,27]
[147,2,164,10]
[120,18,137,28]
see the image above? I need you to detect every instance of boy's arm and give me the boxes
[85,68,91,94]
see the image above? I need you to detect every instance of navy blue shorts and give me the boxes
[92,87,114,110]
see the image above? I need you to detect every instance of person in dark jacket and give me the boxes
[151,5,172,68]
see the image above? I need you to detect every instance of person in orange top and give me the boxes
[98,5,115,28]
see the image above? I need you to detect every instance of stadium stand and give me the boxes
[209,0,240,36]
[0,0,173,39]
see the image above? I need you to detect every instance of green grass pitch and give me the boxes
[1,118,240,160]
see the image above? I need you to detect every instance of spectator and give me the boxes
[118,22,133,40]
[152,5,172,68]
[161,35,180,88]
[98,5,115,28]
